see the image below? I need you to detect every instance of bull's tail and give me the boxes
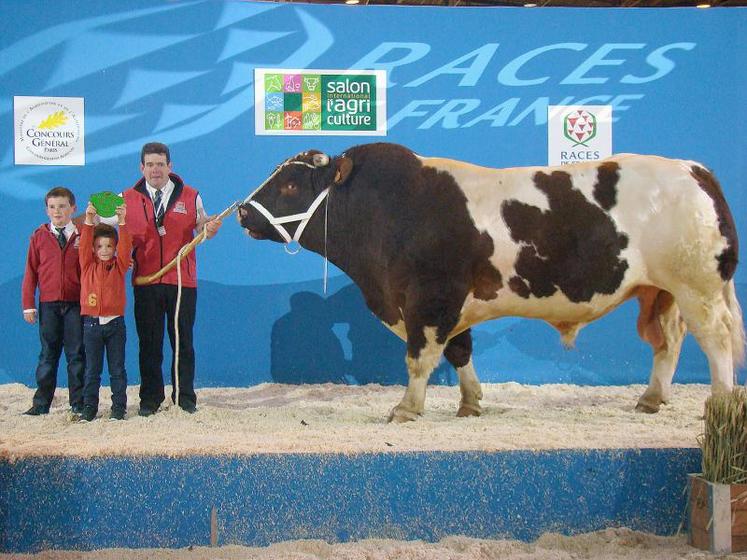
[724,280,745,370]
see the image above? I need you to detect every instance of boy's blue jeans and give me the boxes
[82,316,127,412]
[33,301,85,409]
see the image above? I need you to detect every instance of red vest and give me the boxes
[124,174,199,287]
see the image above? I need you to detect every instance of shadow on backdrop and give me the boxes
[2,275,743,388]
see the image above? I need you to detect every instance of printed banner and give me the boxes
[14,96,85,166]
[255,69,386,136]
[547,105,612,166]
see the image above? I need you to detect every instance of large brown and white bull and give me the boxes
[238,142,744,423]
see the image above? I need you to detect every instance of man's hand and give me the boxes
[203,217,222,239]
[23,310,37,324]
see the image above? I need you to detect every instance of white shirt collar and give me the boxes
[146,179,174,202]
[48,221,77,238]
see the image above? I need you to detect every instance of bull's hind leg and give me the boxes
[444,329,483,417]
[674,289,735,396]
[635,289,687,413]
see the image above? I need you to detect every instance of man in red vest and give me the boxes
[122,142,222,416]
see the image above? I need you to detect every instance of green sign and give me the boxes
[256,70,385,136]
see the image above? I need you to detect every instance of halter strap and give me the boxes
[244,158,330,247]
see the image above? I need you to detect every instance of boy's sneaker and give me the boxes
[70,404,84,415]
[110,408,126,421]
[80,406,97,422]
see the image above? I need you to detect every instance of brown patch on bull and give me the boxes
[301,143,503,358]
[508,276,530,298]
[443,330,472,369]
[472,232,502,300]
[593,161,620,211]
[502,170,629,303]
[690,165,739,281]
[635,286,675,352]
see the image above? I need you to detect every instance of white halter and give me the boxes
[243,160,330,253]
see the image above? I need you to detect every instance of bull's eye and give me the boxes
[280,183,298,196]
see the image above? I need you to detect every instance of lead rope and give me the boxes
[323,191,330,294]
[173,223,208,410]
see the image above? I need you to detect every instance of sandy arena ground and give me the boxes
[3,382,734,559]
[0,382,710,458]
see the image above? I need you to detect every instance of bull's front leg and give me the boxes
[389,326,445,423]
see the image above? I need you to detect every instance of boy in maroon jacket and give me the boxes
[21,186,85,415]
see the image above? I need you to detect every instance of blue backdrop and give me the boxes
[1,1,745,388]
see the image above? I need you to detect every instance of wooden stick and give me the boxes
[133,202,239,286]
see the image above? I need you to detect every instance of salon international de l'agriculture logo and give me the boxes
[14,96,85,166]
[255,69,386,136]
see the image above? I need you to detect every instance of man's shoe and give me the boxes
[180,404,197,414]
[110,408,126,421]
[23,405,49,416]
[138,406,157,417]
[70,403,84,415]
[80,406,97,422]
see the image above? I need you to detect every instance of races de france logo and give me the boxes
[563,109,597,148]
[14,96,85,166]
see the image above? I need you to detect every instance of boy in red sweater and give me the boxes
[79,201,132,421]
[22,187,85,416]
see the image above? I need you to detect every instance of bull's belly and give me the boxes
[380,288,634,344]
[451,289,631,339]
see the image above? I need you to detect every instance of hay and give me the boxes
[699,388,747,484]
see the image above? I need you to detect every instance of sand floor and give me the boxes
[0,382,709,459]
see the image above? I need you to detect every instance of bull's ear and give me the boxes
[333,156,353,186]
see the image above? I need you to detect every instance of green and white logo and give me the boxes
[255,69,386,136]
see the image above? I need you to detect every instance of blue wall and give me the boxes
[1,1,745,388]
[0,449,700,553]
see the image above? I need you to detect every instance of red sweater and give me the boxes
[79,223,132,317]
[124,174,199,287]
[22,224,81,310]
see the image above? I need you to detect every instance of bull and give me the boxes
[238,143,744,423]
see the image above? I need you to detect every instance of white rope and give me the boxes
[323,191,330,295]
[173,223,208,410]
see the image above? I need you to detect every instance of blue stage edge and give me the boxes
[0,448,699,553]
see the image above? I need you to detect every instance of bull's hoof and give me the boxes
[456,403,482,417]
[635,399,661,414]
[388,406,419,423]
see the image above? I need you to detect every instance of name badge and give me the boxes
[158,225,167,237]
[174,201,187,214]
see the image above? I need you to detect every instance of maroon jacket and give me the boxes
[22,224,81,310]
[124,173,199,287]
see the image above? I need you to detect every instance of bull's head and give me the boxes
[238,150,352,245]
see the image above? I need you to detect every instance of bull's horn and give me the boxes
[312,153,329,167]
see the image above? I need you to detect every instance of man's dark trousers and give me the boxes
[33,301,85,410]
[134,284,196,411]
